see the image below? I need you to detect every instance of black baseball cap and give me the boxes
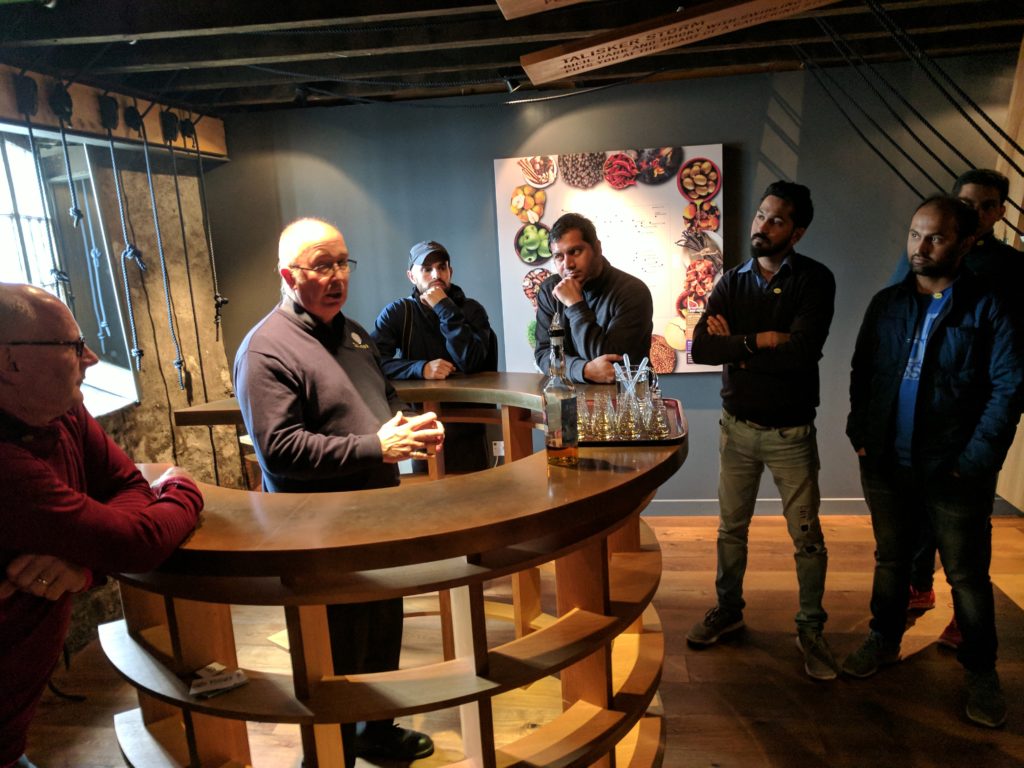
[409,240,450,268]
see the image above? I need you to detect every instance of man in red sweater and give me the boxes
[0,284,203,768]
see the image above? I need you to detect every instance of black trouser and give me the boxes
[327,598,404,767]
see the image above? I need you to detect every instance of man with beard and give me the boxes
[534,213,653,383]
[234,219,441,766]
[844,196,1022,728]
[892,171,1023,645]
[686,181,838,681]
[372,240,497,472]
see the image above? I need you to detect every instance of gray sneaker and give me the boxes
[965,670,1006,728]
[686,606,744,647]
[841,632,900,678]
[796,629,839,680]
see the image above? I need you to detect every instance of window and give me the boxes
[0,130,139,415]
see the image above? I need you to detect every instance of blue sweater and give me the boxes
[234,301,403,493]
[847,270,1024,479]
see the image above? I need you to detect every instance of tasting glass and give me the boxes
[590,391,616,441]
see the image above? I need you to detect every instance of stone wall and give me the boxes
[51,143,242,652]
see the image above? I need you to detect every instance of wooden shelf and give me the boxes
[116,375,682,767]
[113,710,188,768]
[495,700,625,767]
[101,621,313,724]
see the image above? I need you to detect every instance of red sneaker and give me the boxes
[908,586,936,612]
[938,617,962,649]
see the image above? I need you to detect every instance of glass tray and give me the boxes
[579,397,687,446]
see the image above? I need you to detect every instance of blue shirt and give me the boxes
[894,287,952,465]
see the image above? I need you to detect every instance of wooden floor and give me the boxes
[24,515,1024,768]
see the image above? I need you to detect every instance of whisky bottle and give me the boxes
[543,310,579,466]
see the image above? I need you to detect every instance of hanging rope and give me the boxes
[99,94,146,370]
[125,103,187,390]
[180,117,229,339]
[13,74,75,312]
[794,45,924,199]
[47,83,83,228]
[816,17,959,184]
[800,45,945,193]
[161,109,197,406]
[79,178,111,354]
[164,111,222,484]
[866,0,1024,182]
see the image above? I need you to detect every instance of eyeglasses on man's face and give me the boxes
[4,338,87,357]
[289,258,357,276]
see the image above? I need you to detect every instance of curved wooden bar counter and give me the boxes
[105,373,688,768]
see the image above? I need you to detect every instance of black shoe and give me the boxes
[354,724,435,761]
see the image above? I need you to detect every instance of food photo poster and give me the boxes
[493,144,724,375]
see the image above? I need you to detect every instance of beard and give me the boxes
[749,234,790,260]
[909,254,956,278]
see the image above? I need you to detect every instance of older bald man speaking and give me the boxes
[234,218,440,765]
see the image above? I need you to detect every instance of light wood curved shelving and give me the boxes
[106,373,687,768]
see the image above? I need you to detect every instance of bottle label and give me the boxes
[546,396,578,447]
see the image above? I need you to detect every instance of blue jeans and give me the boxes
[715,411,828,630]
[859,461,997,673]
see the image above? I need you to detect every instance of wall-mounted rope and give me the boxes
[126,103,186,390]
[180,117,229,339]
[99,94,146,370]
[13,74,74,312]
[77,179,111,355]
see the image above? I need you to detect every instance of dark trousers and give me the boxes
[327,598,404,766]
[859,461,998,673]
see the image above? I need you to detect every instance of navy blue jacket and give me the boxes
[372,284,496,380]
[847,270,1023,480]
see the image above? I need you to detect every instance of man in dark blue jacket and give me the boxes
[373,240,497,472]
[843,195,1023,729]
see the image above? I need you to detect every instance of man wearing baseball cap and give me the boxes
[373,240,497,472]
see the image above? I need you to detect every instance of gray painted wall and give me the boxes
[204,54,1016,512]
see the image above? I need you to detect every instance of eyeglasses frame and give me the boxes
[4,338,87,357]
[288,258,357,276]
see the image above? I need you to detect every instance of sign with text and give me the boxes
[521,0,838,84]
[495,0,589,21]
[494,145,725,375]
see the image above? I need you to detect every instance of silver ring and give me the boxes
[36,577,49,585]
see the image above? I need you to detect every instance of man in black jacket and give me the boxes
[843,196,1023,728]
[533,213,653,383]
[685,181,838,682]
[373,240,496,472]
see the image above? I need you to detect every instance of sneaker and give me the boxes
[796,629,839,680]
[907,586,936,612]
[841,633,900,678]
[939,617,962,649]
[354,724,434,761]
[965,670,1006,728]
[686,606,744,647]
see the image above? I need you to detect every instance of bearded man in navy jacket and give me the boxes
[843,195,1023,729]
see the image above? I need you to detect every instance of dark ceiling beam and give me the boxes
[176,36,1019,112]
[23,16,624,75]
[81,11,1024,96]
[0,0,500,46]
